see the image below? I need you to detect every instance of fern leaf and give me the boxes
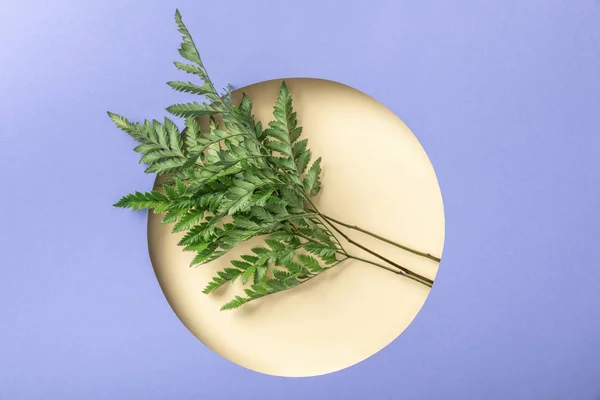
[232,217,261,231]
[255,265,268,282]
[138,149,177,165]
[109,112,186,173]
[164,117,184,153]
[174,9,202,66]
[282,259,303,274]
[202,267,242,294]
[107,112,137,135]
[251,247,269,256]
[150,120,168,146]
[172,209,204,233]
[263,81,310,176]
[265,239,285,252]
[298,254,324,273]
[302,242,337,263]
[167,81,213,96]
[292,139,308,157]
[184,117,201,152]
[189,245,217,266]
[296,149,311,174]
[240,254,259,263]
[266,279,288,291]
[146,158,187,174]
[161,208,186,224]
[166,102,220,118]
[230,260,253,270]
[266,140,293,157]
[272,269,294,281]
[220,296,248,311]
[269,230,297,242]
[113,190,170,212]
[173,62,205,77]
[297,226,335,247]
[241,265,256,284]
[303,157,322,195]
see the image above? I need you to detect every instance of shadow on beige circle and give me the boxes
[147,78,445,377]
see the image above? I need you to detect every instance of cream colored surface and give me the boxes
[147,78,445,377]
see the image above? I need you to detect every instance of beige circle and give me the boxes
[148,78,445,377]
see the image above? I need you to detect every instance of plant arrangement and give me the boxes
[109,10,440,311]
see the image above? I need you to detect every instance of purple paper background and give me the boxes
[1,0,599,399]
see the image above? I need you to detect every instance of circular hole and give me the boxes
[148,78,445,377]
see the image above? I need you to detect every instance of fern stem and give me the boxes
[304,203,434,287]
[319,213,441,262]
[344,254,432,287]
[292,215,431,285]
[343,254,399,275]
[318,215,434,287]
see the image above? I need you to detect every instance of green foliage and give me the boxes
[113,190,170,212]
[107,113,186,174]
[110,9,434,311]
[109,9,342,311]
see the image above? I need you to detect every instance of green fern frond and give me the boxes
[303,157,322,196]
[174,9,201,64]
[298,254,324,273]
[166,101,222,118]
[173,61,207,78]
[109,112,186,174]
[111,9,437,312]
[172,209,204,233]
[220,296,249,311]
[202,267,243,294]
[113,190,170,213]
[167,81,214,96]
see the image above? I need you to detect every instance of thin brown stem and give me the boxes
[320,216,434,287]
[294,179,434,287]
[344,254,432,287]
[319,213,441,262]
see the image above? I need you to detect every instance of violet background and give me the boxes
[1,0,599,399]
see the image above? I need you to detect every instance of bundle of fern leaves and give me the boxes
[109,10,440,311]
